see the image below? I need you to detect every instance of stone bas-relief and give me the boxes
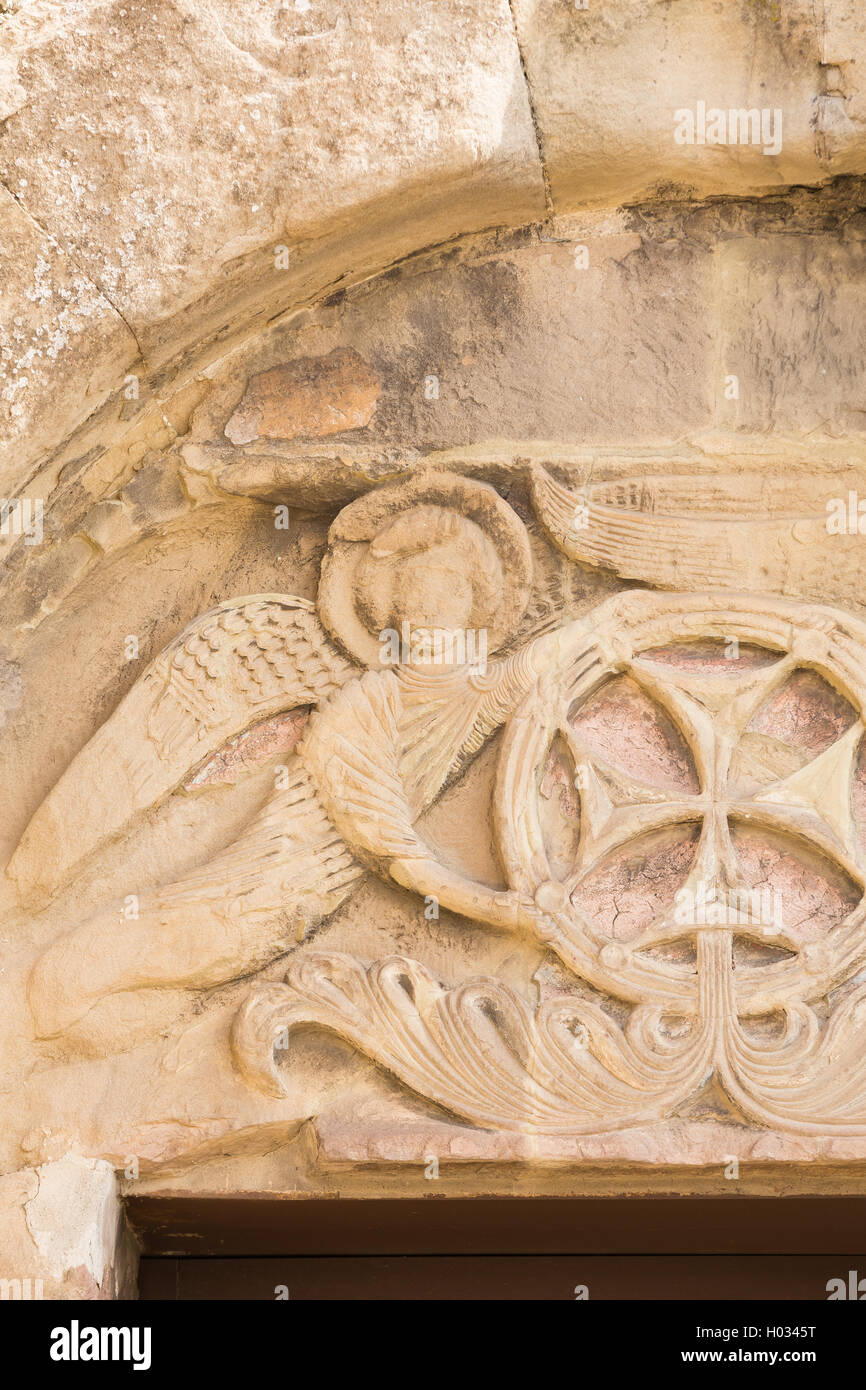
[532,467,866,606]
[15,470,536,1053]
[7,6,866,1303]
[6,308,866,1209]
[10,455,866,1149]
[236,589,866,1136]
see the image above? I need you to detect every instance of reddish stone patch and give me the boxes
[571,827,700,942]
[730,825,861,942]
[570,674,699,794]
[224,347,380,445]
[852,735,866,853]
[748,668,857,755]
[640,640,779,673]
[540,737,580,820]
[185,709,308,787]
[539,737,581,880]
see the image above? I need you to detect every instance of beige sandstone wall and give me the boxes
[2,0,866,1297]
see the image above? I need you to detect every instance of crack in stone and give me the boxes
[0,174,145,360]
[506,0,554,216]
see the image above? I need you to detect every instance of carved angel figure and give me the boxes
[10,471,534,1056]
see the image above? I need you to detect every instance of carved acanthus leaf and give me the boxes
[232,951,866,1134]
[232,590,866,1136]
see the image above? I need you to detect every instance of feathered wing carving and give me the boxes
[29,763,365,1047]
[23,613,552,1055]
[530,466,745,588]
[9,595,358,905]
[529,464,866,603]
[232,593,866,1136]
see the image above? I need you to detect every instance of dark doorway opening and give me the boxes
[130,1196,866,1300]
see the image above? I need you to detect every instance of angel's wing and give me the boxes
[9,594,358,905]
[28,759,365,1047]
[529,464,866,603]
[530,466,744,589]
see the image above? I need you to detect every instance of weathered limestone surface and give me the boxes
[511,0,866,205]
[0,185,138,492]
[0,0,546,493]
[3,0,866,503]
[3,0,866,1297]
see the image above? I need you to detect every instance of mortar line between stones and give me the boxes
[506,0,554,216]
